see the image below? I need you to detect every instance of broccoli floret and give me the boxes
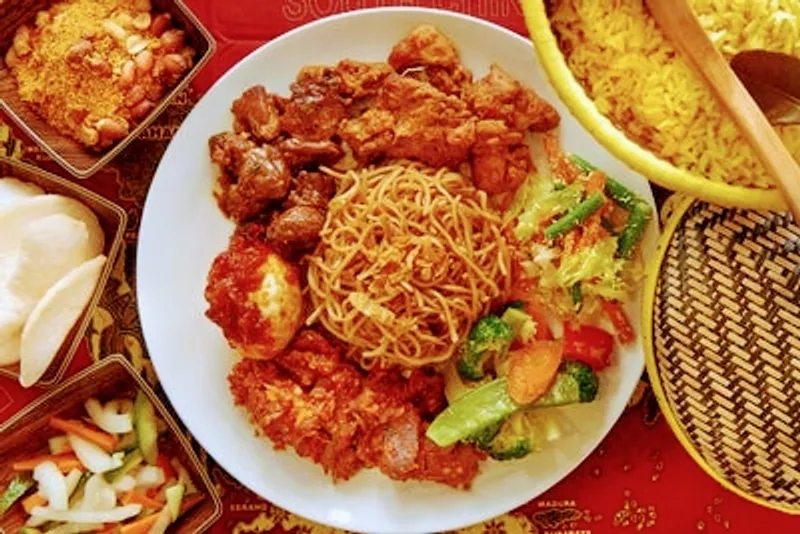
[468,420,502,449]
[457,315,514,381]
[535,361,599,408]
[478,411,565,461]
[500,307,536,345]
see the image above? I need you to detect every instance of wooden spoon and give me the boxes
[731,51,800,126]
[646,0,800,219]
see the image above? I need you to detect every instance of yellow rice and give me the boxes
[550,0,800,189]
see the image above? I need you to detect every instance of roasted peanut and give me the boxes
[134,49,154,76]
[160,53,187,75]
[145,81,164,101]
[159,29,185,53]
[132,13,152,31]
[12,26,32,57]
[133,0,152,12]
[96,117,129,144]
[102,19,128,41]
[66,39,93,64]
[150,13,172,37]
[126,35,148,55]
[86,54,112,76]
[79,124,100,147]
[4,47,19,69]
[113,12,133,28]
[119,60,136,88]
[180,46,196,65]
[130,99,156,120]
[35,10,51,28]
[127,84,147,107]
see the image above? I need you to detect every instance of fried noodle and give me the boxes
[307,163,512,368]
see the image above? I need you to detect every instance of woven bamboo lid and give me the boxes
[644,196,800,514]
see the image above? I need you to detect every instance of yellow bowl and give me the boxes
[520,0,787,212]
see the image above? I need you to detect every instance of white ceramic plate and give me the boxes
[137,8,659,534]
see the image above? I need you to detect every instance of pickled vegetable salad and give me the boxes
[1,392,200,534]
[427,147,649,462]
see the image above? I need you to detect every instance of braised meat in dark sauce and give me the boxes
[208,24,559,257]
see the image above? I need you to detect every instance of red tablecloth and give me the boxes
[1,1,798,532]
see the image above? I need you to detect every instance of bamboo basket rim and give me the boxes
[641,194,800,515]
[519,0,787,213]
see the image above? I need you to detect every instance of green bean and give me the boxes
[544,192,605,240]
[570,154,641,211]
[618,202,653,258]
[570,283,583,311]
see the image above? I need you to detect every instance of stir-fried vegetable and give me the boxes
[476,410,566,461]
[563,323,615,370]
[500,308,536,345]
[456,316,514,381]
[569,154,640,211]
[617,201,652,259]
[535,362,599,407]
[601,300,636,345]
[544,192,606,240]
[506,341,564,405]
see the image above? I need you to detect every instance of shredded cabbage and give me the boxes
[514,179,584,242]
[555,237,628,301]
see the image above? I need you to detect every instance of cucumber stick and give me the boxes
[134,391,159,465]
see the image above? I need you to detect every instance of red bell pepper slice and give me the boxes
[601,300,636,345]
[563,322,615,370]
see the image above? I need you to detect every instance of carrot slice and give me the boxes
[120,512,161,534]
[12,453,84,473]
[121,491,164,509]
[507,340,564,405]
[602,300,636,344]
[49,416,119,452]
[98,526,121,534]
[22,493,48,514]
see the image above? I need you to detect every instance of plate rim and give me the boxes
[137,7,653,533]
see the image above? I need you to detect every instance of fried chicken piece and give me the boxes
[266,205,326,257]
[278,138,343,169]
[336,59,394,99]
[389,25,461,71]
[284,171,337,211]
[389,25,473,95]
[281,66,347,141]
[378,75,476,169]
[228,330,486,487]
[466,64,560,132]
[231,85,283,142]
[338,108,395,162]
[471,120,532,194]
[209,133,292,221]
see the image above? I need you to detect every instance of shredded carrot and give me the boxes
[602,299,636,344]
[543,131,581,184]
[121,491,164,509]
[12,453,84,473]
[586,171,607,194]
[120,511,162,534]
[49,416,119,452]
[22,493,47,513]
